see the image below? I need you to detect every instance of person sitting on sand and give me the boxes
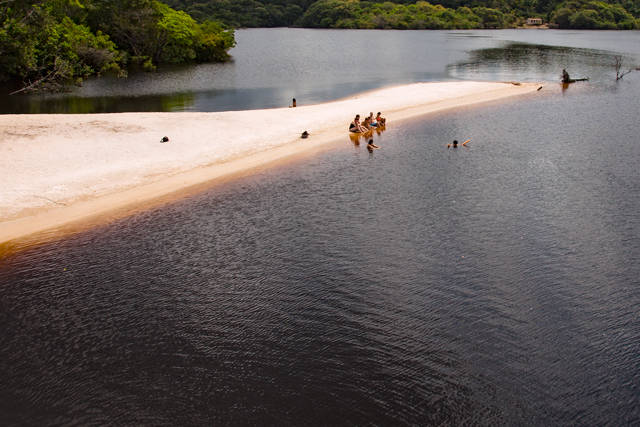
[368,112,377,127]
[375,112,386,126]
[349,115,367,133]
[362,116,373,130]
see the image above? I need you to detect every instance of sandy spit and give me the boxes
[0,81,541,245]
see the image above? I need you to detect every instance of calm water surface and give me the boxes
[1,29,640,425]
[1,29,639,113]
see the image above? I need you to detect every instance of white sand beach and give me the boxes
[0,81,541,244]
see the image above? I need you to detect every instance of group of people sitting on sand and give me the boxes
[349,112,386,133]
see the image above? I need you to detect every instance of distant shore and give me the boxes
[0,81,542,246]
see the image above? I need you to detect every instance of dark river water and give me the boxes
[1,29,640,425]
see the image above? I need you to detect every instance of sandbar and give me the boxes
[0,81,542,246]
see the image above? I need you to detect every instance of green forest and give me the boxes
[0,0,235,92]
[164,0,639,29]
[2,0,638,93]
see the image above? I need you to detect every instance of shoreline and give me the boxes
[0,81,542,247]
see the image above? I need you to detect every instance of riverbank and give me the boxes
[0,81,542,245]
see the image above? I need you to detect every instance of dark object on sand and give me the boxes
[537,86,543,91]
[160,136,169,143]
[301,131,309,139]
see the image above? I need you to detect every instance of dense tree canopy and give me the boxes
[297,0,508,29]
[163,0,314,27]
[0,0,235,92]
[552,0,637,28]
[163,0,639,29]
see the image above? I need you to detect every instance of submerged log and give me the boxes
[561,69,588,84]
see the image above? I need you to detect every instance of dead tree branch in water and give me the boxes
[9,57,71,95]
[615,55,636,81]
[9,72,55,95]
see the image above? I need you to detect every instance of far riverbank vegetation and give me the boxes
[0,0,235,94]
[164,0,639,30]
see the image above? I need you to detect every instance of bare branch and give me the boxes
[9,57,71,95]
[615,55,637,81]
[9,70,56,95]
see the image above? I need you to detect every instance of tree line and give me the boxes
[163,0,639,29]
[0,0,235,93]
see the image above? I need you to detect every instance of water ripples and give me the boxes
[2,68,640,425]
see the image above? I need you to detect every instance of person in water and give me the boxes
[290,98,297,107]
[562,69,570,83]
[367,139,379,151]
[349,114,367,133]
[375,112,386,126]
[447,140,458,149]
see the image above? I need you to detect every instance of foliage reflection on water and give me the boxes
[449,42,632,83]
[1,29,638,114]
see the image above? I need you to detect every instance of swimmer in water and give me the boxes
[447,140,458,149]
